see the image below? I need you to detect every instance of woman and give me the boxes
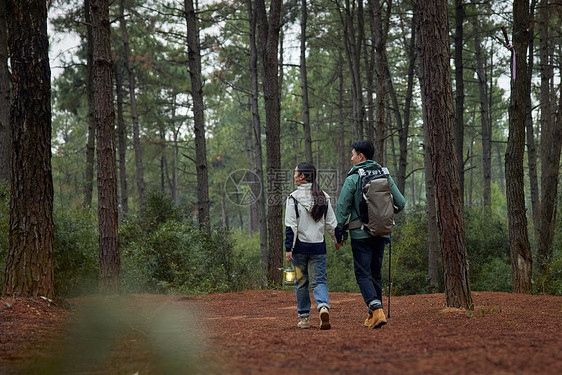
[285,162,341,330]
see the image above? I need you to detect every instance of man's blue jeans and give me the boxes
[292,253,329,318]
[351,236,386,312]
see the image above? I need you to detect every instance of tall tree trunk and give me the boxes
[159,128,166,193]
[185,0,210,230]
[370,0,385,163]
[339,0,364,139]
[300,0,313,162]
[526,0,539,234]
[364,0,375,144]
[84,0,96,208]
[256,0,283,285]
[537,0,561,281]
[245,110,258,234]
[119,0,145,209]
[3,0,54,298]
[397,9,417,194]
[114,62,129,217]
[506,0,532,294]
[247,0,268,286]
[473,18,492,208]
[417,0,472,310]
[454,0,465,205]
[496,144,505,195]
[171,94,180,206]
[422,93,440,294]
[337,53,347,198]
[91,0,120,294]
[0,0,10,184]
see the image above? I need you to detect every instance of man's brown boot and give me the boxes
[367,308,387,329]
[364,313,374,327]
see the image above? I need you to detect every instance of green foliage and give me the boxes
[120,191,259,294]
[535,196,562,295]
[389,208,435,295]
[472,258,512,293]
[464,206,511,292]
[53,207,99,297]
[326,239,359,293]
[230,231,263,288]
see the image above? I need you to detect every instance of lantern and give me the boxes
[283,266,297,286]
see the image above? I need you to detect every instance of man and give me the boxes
[335,140,406,328]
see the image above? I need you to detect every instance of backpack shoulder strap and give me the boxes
[290,195,299,219]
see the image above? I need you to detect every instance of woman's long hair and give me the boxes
[297,162,328,222]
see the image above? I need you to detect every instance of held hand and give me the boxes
[285,251,293,262]
[335,242,343,250]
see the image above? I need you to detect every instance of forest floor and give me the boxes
[0,290,561,374]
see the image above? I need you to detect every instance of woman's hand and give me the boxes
[285,251,293,262]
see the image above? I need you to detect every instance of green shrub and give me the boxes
[53,207,99,297]
[470,257,511,292]
[389,208,435,295]
[464,206,510,291]
[120,191,259,295]
[230,230,264,289]
[326,239,359,293]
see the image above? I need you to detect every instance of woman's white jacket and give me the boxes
[284,183,338,253]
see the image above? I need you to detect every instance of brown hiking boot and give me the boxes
[364,313,374,327]
[367,308,387,329]
[319,307,331,330]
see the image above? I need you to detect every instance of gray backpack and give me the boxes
[348,167,396,236]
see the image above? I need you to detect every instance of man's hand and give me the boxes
[335,242,343,250]
[285,251,293,262]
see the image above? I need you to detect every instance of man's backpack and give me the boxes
[348,167,396,236]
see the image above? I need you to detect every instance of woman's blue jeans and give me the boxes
[351,236,386,312]
[291,253,329,318]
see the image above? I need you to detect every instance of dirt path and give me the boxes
[1,291,561,374]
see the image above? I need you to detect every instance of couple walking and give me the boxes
[284,140,406,330]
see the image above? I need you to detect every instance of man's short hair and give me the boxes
[352,140,375,160]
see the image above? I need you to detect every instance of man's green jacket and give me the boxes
[335,160,406,240]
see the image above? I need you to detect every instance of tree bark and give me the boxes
[369,0,386,163]
[91,0,120,294]
[337,53,347,198]
[506,0,532,294]
[454,0,465,205]
[185,0,211,232]
[120,0,145,209]
[472,18,492,208]
[300,0,313,162]
[526,0,539,233]
[185,0,210,231]
[339,0,364,140]
[422,94,440,294]
[4,0,54,298]
[396,9,416,195]
[0,0,10,184]
[364,0,375,145]
[114,62,129,217]
[170,94,180,206]
[537,0,561,280]
[247,0,268,286]
[84,0,96,208]
[416,0,472,309]
[255,0,283,285]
